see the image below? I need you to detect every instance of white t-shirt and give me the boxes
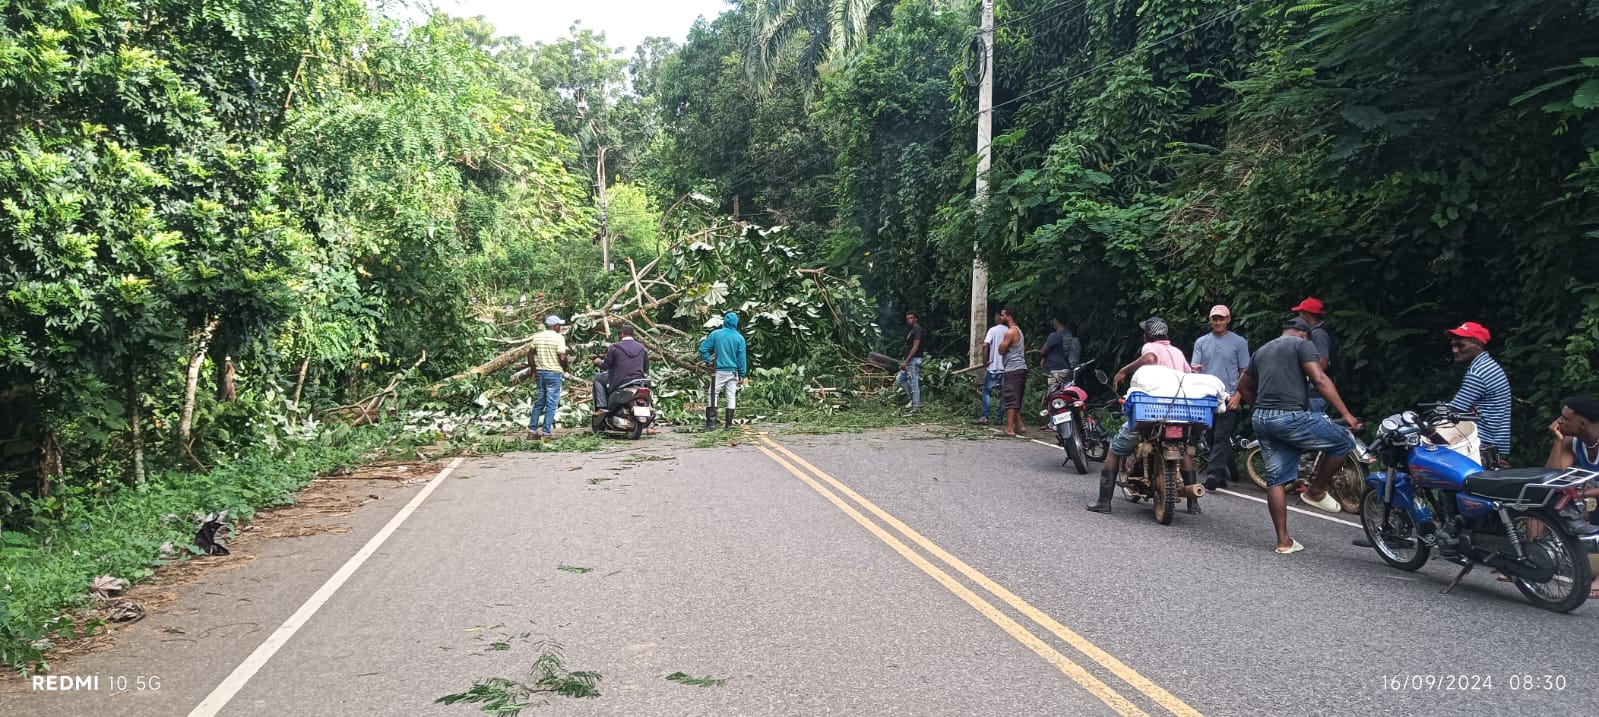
[984,325,1009,372]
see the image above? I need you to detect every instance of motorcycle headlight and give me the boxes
[1050,398,1068,410]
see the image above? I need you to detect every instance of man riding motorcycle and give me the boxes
[593,323,650,421]
[1087,317,1203,515]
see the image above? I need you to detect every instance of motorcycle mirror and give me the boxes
[1094,369,1109,384]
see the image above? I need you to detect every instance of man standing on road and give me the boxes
[698,312,748,431]
[1445,321,1511,467]
[1291,297,1336,414]
[998,307,1029,437]
[897,311,926,411]
[1191,305,1250,490]
[592,323,650,419]
[1236,317,1361,554]
[1041,317,1082,394]
[979,311,1007,425]
[528,315,570,439]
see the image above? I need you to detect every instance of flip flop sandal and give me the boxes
[1274,539,1305,555]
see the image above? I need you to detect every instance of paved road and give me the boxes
[6,425,1597,716]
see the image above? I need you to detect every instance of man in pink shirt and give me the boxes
[1111,317,1192,387]
[1089,317,1202,514]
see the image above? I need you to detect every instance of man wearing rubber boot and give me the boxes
[1236,317,1361,554]
[1089,317,1201,514]
[698,312,748,430]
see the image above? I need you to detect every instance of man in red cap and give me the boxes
[1291,297,1335,414]
[1355,319,1514,549]
[1446,321,1511,465]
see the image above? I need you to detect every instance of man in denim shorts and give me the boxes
[1236,317,1362,553]
[1087,317,1197,514]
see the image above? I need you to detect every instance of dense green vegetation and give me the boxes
[3,0,1597,674]
[654,0,1599,457]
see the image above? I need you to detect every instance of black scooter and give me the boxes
[591,377,654,439]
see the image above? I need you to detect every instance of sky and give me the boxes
[421,0,734,53]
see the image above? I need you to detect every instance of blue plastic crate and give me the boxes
[1123,392,1217,427]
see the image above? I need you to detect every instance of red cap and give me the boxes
[1290,297,1325,314]
[1446,321,1490,344]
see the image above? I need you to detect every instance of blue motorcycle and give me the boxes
[1360,406,1598,613]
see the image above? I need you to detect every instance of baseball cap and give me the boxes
[1283,317,1312,333]
[544,315,566,326]
[1290,297,1325,314]
[1446,321,1490,344]
[1208,305,1231,319]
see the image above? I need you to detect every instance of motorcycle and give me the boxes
[1044,362,1106,474]
[1360,406,1598,613]
[1116,392,1215,525]
[590,377,654,439]
[1242,420,1368,513]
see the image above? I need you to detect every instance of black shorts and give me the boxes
[1002,369,1028,409]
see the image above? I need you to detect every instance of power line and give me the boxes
[995,0,1091,29]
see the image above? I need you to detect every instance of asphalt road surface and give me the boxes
[6,424,1597,716]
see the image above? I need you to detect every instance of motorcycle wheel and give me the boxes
[1360,487,1430,571]
[1331,456,1365,514]
[1506,510,1592,613]
[1153,458,1176,525]
[627,417,646,440]
[1062,423,1088,474]
[1244,446,1269,491]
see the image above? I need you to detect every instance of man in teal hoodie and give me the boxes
[698,312,749,430]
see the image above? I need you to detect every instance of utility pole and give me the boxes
[596,145,611,273]
[969,0,994,367]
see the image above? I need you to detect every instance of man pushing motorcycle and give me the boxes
[1236,317,1362,554]
[1087,317,1202,515]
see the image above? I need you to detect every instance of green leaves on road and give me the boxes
[666,671,730,687]
[436,640,602,715]
[556,564,594,574]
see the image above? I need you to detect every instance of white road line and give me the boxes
[190,456,466,717]
[1211,488,1363,528]
[1001,426,1365,528]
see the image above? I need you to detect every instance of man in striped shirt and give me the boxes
[1446,321,1511,466]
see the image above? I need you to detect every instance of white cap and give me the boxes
[545,315,566,326]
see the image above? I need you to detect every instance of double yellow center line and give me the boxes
[751,432,1203,717]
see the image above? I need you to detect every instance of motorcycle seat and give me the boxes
[1462,468,1564,502]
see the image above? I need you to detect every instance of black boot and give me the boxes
[722,409,734,430]
[1086,468,1116,513]
[1183,470,1202,514]
[703,406,718,432]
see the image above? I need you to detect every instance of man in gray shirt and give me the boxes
[1237,318,1362,554]
[1191,305,1250,490]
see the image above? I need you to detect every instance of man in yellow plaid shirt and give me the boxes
[528,315,570,438]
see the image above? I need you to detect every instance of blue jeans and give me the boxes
[896,357,923,407]
[529,370,563,434]
[980,370,1003,420]
[1110,422,1138,457]
[1307,396,1328,415]
[1251,409,1356,487]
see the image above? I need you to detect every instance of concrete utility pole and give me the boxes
[596,145,611,273]
[969,0,994,367]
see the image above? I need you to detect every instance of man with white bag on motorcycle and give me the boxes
[1088,317,1226,515]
